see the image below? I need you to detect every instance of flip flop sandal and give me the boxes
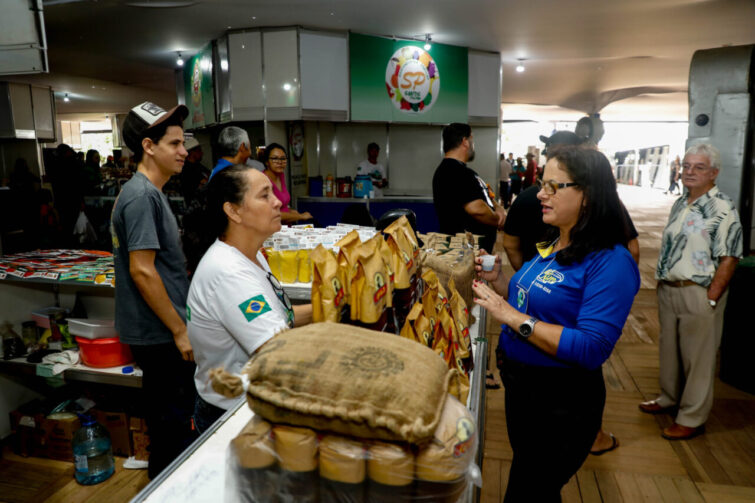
[485,372,501,390]
[590,433,619,455]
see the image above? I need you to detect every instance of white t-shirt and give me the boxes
[187,240,291,409]
[356,160,386,197]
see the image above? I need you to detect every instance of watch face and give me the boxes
[519,322,533,337]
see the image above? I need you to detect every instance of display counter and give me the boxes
[295,195,439,233]
[130,305,488,503]
[0,357,141,388]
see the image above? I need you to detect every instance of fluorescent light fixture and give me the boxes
[176,52,184,67]
[424,34,432,51]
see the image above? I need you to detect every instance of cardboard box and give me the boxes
[41,414,80,461]
[131,431,150,461]
[92,409,131,457]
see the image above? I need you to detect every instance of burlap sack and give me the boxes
[243,322,460,443]
[415,395,476,482]
[421,249,475,310]
[319,435,367,484]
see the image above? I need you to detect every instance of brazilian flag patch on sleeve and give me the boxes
[238,295,271,322]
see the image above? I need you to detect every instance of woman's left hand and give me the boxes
[473,280,516,326]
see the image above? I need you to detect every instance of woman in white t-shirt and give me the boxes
[186,163,313,433]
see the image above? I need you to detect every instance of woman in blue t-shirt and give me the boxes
[472,146,640,502]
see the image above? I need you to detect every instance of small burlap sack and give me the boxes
[241,322,460,444]
[420,248,475,310]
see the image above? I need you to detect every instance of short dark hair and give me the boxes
[367,142,380,152]
[542,146,630,265]
[442,123,472,153]
[131,113,185,164]
[261,142,287,165]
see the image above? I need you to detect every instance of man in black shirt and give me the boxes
[432,123,505,252]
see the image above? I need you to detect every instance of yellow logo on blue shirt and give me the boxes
[537,269,565,285]
[238,295,271,322]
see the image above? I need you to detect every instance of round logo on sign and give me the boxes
[385,46,439,113]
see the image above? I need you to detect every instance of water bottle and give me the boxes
[72,415,115,485]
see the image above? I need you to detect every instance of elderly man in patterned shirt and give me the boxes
[640,143,743,440]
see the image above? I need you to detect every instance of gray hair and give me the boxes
[217,126,250,157]
[684,143,721,171]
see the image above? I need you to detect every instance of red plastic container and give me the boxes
[75,336,133,368]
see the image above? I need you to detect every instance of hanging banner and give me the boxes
[350,33,468,123]
[183,43,216,129]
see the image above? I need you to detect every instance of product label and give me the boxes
[75,454,88,471]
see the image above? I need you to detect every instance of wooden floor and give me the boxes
[1,186,752,503]
[481,186,755,503]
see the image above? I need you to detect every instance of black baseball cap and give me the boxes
[122,101,188,152]
[539,130,586,154]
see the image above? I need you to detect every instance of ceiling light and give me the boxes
[176,52,184,67]
[424,34,432,51]
[63,93,70,102]
[516,59,525,73]
[282,83,292,91]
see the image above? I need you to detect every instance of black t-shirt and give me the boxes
[503,185,639,263]
[432,158,497,251]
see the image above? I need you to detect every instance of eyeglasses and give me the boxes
[536,178,579,195]
[269,157,287,163]
[266,272,294,328]
[681,164,710,173]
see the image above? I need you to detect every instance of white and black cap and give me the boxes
[122,101,189,152]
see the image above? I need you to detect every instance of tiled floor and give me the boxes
[481,185,755,503]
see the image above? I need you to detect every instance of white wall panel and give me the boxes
[300,31,348,114]
[468,51,501,121]
[228,32,264,120]
[263,30,300,110]
[387,125,444,196]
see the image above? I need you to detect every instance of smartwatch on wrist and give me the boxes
[518,317,538,338]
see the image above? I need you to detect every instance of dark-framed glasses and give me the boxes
[536,178,579,195]
[266,272,294,328]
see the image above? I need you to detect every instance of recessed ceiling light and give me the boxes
[63,93,70,102]
[516,59,526,73]
[283,83,292,91]
[176,52,184,67]
[424,34,432,51]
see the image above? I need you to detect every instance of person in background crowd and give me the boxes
[210,126,251,180]
[38,189,62,248]
[432,122,506,253]
[665,155,681,195]
[510,157,526,198]
[524,152,537,188]
[179,136,210,203]
[508,152,516,170]
[245,139,266,172]
[76,151,85,164]
[47,144,84,246]
[498,153,512,209]
[104,155,116,169]
[356,142,388,197]
[82,149,103,195]
[474,145,639,501]
[9,158,41,249]
[187,163,313,433]
[112,101,196,479]
[262,142,313,225]
[641,144,742,440]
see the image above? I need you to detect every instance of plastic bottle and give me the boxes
[325,173,334,197]
[72,415,115,485]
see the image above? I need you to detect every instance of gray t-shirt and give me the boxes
[111,172,189,345]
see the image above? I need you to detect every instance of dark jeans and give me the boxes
[510,179,522,197]
[131,342,198,479]
[497,351,605,502]
[499,180,511,208]
[193,394,226,435]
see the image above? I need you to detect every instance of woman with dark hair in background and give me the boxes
[472,145,640,501]
[186,163,313,433]
[261,142,313,224]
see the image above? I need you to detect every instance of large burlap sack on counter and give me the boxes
[241,322,461,444]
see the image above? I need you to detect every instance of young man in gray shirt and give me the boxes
[112,101,195,478]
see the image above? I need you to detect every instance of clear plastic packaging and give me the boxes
[225,395,480,503]
[67,318,117,340]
